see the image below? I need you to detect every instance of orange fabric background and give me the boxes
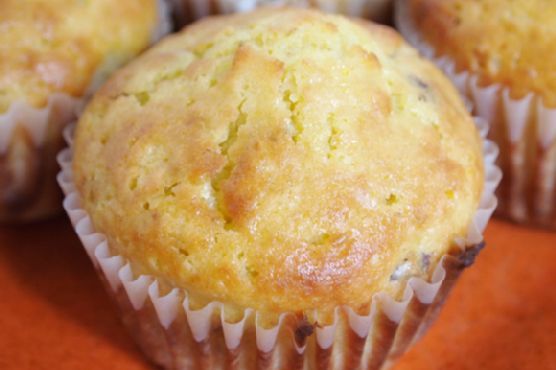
[0,217,555,369]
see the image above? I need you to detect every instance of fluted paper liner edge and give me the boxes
[57,118,500,368]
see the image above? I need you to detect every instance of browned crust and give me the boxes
[73,8,484,315]
[406,0,556,107]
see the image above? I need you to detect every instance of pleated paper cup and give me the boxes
[167,0,393,27]
[395,0,556,230]
[57,115,500,369]
[0,0,171,223]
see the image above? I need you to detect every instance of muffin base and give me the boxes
[58,113,499,370]
[395,0,556,230]
[0,0,171,223]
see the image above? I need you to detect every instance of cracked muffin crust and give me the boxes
[73,7,484,318]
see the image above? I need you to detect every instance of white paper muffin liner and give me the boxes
[395,0,556,230]
[167,0,392,27]
[57,109,500,369]
[0,0,171,222]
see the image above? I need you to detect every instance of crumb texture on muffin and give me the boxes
[73,8,483,316]
[406,0,556,106]
[0,0,161,113]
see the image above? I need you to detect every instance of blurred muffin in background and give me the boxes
[0,0,170,222]
[168,0,393,26]
[396,0,556,230]
[62,7,498,369]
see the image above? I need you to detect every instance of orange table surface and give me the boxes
[0,217,555,370]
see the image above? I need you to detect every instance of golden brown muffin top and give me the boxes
[73,8,484,318]
[405,0,556,107]
[0,0,161,113]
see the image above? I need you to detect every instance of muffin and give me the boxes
[396,0,556,229]
[60,7,499,369]
[168,0,393,26]
[0,0,170,222]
